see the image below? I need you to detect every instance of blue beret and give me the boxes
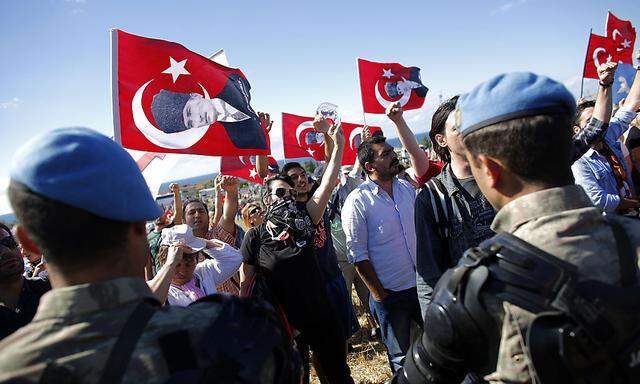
[9,127,162,222]
[457,72,576,137]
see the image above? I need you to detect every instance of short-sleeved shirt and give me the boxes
[0,277,51,340]
[241,224,331,332]
[296,202,341,283]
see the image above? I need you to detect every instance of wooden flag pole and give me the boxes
[580,28,593,99]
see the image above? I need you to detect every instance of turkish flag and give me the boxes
[282,112,381,165]
[606,12,636,65]
[358,58,428,114]
[282,113,325,161]
[135,152,166,172]
[112,29,269,156]
[220,155,277,184]
[341,122,382,165]
[583,33,617,79]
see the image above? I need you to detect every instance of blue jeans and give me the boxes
[370,287,423,372]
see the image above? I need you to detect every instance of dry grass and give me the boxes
[310,293,392,384]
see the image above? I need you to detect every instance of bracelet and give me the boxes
[599,81,614,87]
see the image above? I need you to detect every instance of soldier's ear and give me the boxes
[14,224,41,256]
[478,155,503,188]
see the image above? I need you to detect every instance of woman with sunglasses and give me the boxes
[240,121,353,383]
[241,202,265,229]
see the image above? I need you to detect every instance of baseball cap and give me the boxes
[9,127,162,222]
[160,224,207,252]
[456,72,576,137]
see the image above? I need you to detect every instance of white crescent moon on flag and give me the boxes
[613,29,621,41]
[593,47,607,68]
[295,121,315,147]
[131,80,211,149]
[349,127,363,150]
[374,77,412,108]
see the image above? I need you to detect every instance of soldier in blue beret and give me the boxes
[393,72,640,384]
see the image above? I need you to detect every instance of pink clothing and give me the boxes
[170,278,206,303]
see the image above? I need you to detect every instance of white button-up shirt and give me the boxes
[341,177,417,291]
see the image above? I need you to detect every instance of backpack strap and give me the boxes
[426,179,449,238]
[97,299,159,384]
[603,215,638,288]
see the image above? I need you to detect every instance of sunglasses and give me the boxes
[0,235,18,250]
[249,207,263,216]
[271,187,294,199]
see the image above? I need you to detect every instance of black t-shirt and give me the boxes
[241,225,332,332]
[296,202,341,283]
[0,277,51,340]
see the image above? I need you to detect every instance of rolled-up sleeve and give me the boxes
[341,194,369,264]
[572,160,620,212]
[606,108,638,143]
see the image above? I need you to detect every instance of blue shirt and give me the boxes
[341,177,417,291]
[572,108,637,212]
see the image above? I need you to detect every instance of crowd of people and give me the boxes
[0,51,640,384]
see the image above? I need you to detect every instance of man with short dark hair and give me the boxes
[0,128,297,383]
[0,222,50,340]
[393,72,640,384]
[342,101,437,371]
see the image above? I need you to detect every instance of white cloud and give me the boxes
[0,98,21,109]
[490,0,527,15]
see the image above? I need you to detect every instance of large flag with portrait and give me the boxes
[358,58,428,114]
[111,29,270,156]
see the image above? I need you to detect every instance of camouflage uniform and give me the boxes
[484,185,640,383]
[0,277,289,383]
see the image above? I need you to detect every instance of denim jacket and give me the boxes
[572,108,638,211]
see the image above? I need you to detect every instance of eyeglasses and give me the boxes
[0,236,18,250]
[288,172,307,181]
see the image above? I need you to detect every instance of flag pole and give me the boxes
[580,28,593,99]
[356,58,368,126]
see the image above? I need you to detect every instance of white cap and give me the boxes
[160,224,207,252]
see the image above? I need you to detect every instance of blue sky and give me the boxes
[0,0,638,186]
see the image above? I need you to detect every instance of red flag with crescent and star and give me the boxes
[220,155,278,184]
[111,29,270,156]
[583,33,618,79]
[282,112,381,165]
[606,11,636,65]
[358,58,429,114]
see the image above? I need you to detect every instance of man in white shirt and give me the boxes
[341,102,428,372]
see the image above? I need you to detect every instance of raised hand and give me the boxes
[258,112,273,133]
[362,125,372,142]
[386,101,404,123]
[329,124,345,149]
[313,115,331,134]
[597,61,618,85]
[220,175,239,192]
[169,183,180,193]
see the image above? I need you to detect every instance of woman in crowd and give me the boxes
[241,202,264,229]
[148,224,242,306]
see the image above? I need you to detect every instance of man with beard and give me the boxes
[0,222,50,340]
[341,102,431,372]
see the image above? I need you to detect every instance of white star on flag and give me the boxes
[249,168,258,179]
[162,56,190,83]
[382,69,393,79]
[307,148,315,156]
[621,39,632,49]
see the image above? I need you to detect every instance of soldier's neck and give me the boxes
[0,275,24,309]
[46,260,143,289]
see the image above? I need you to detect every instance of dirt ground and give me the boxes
[310,293,392,384]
